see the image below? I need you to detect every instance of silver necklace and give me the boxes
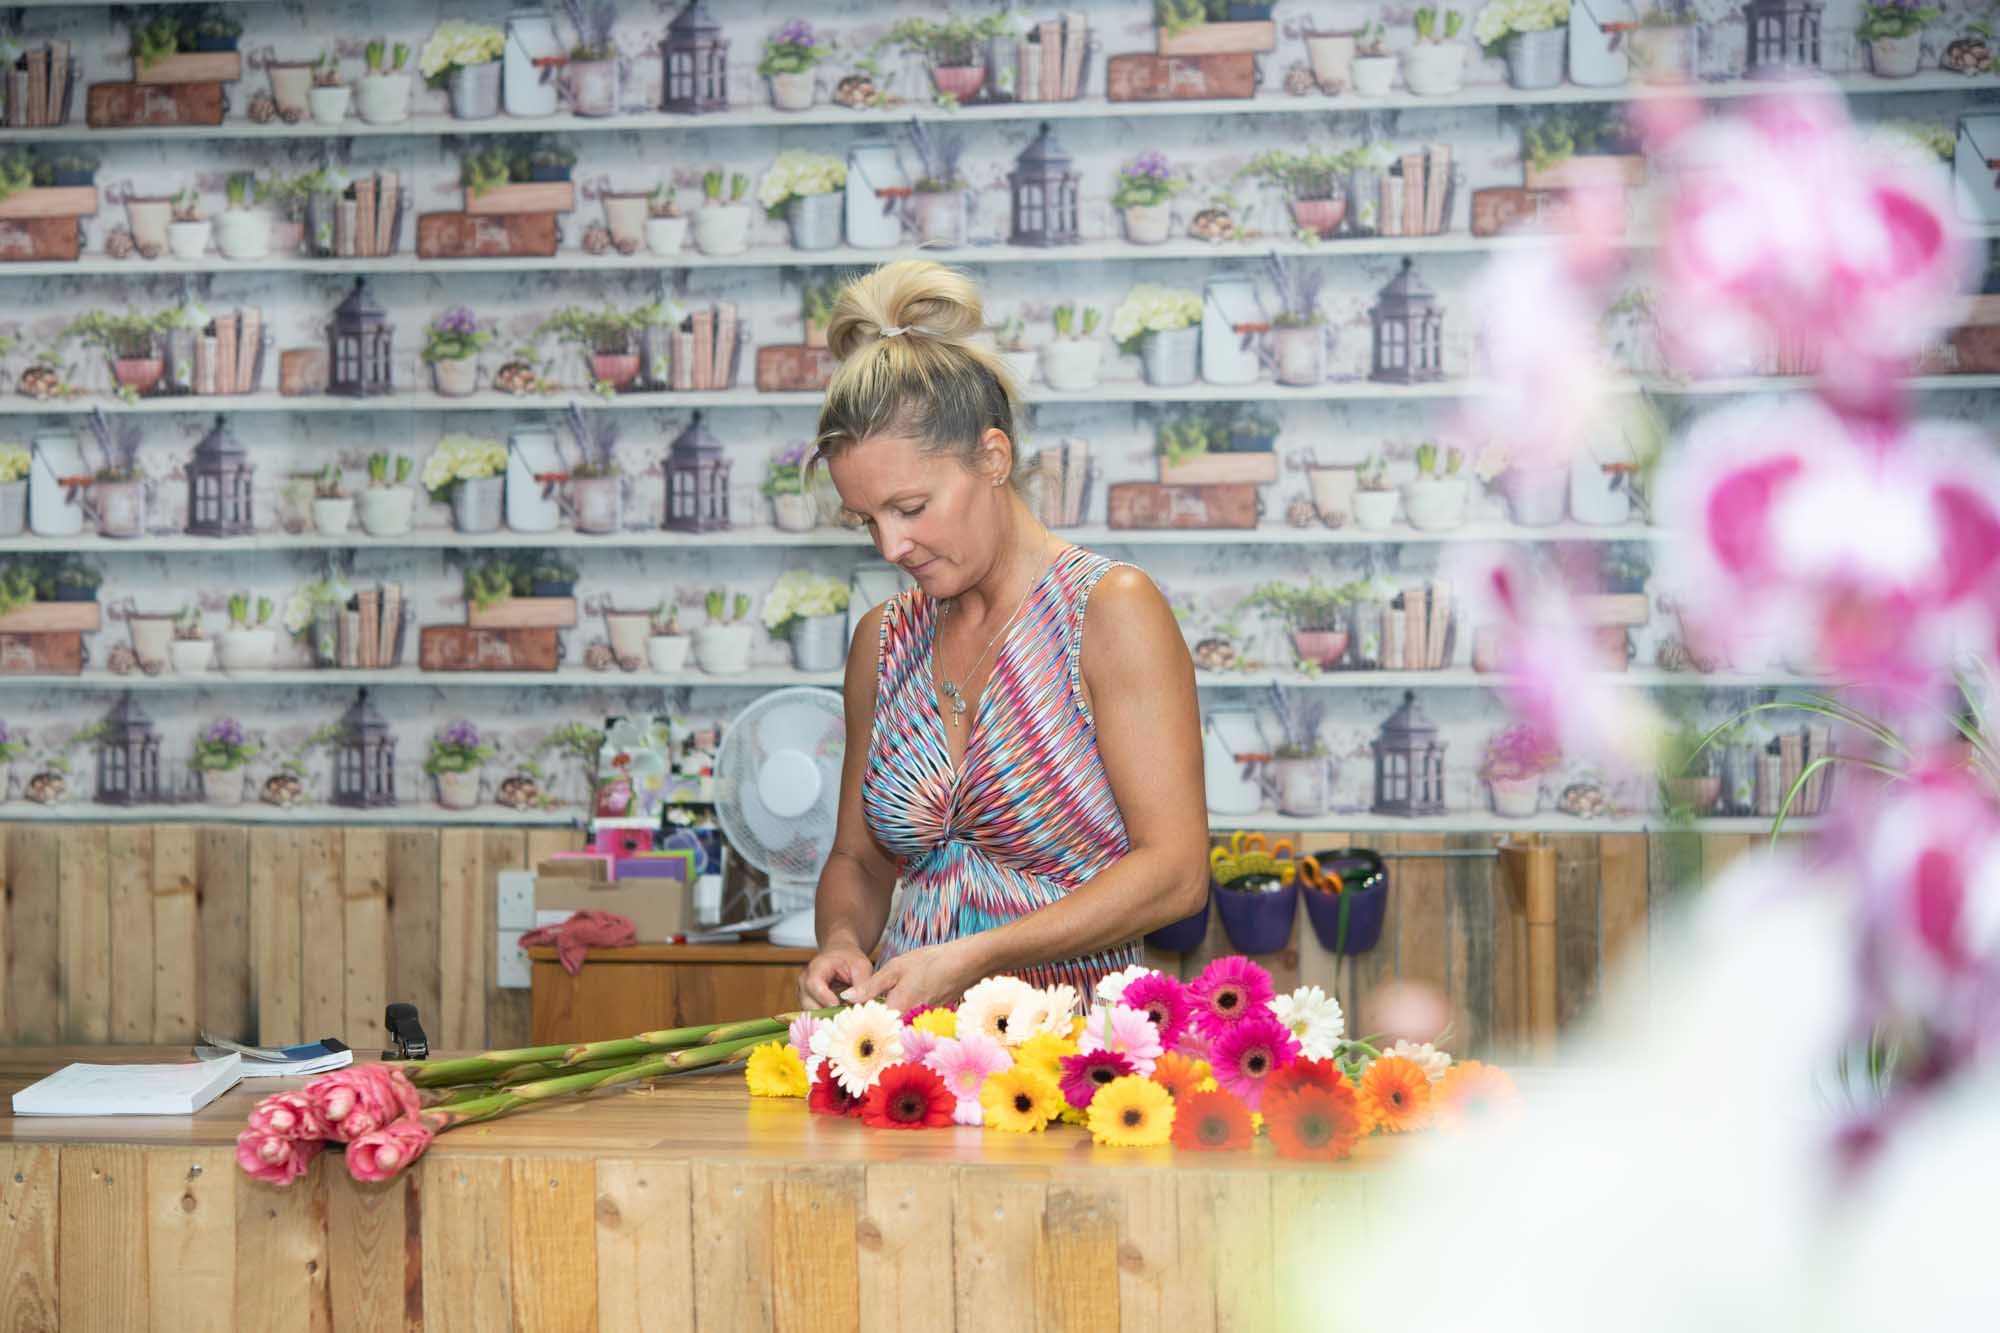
[936,535,1053,728]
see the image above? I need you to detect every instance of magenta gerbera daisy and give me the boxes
[1210,1011,1301,1111]
[1120,971,1194,1048]
[1189,956,1276,1038]
[1057,1049,1137,1110]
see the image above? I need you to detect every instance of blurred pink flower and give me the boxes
[1076,1003,1164,1075]
[235,1128,322,1186]
[303,1064,424,1144]
[344,1116,436,1183]
[246,1090,328,1142]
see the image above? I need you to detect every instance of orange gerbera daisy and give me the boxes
[1264,1082,1365,1161]
[1170,1088,1255,1151]
[1149,1050,1213,1104]
[1434,1060,1523,1131]
[1357,1054,1432,1133]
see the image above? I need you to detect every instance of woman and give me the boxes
[797,260,1209,1013]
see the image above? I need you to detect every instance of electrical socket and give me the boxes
[496,929,531,989]
[496,869,536,931]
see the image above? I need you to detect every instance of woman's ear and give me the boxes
[976,427,1014,487]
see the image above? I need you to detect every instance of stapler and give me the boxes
[383,1002,430,1061]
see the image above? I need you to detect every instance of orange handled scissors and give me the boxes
[1297,855,1344,894]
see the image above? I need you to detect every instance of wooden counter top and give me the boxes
[524,942,815,964]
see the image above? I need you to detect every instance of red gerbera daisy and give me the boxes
[1265,1083,1364,1161]
[808,1074,866,1118]
[1170,1088,1255,1152]
[1266,1058,1344,1099]
[1120,971,1194,1048]
[1057,1049,1137,1110]
[1188,956,1276,1038]
[1210,1011,1302,1110]
[860,1062,955,1130]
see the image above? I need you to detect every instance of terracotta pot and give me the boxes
[1304,31,1356,91]
[1291,629,1349,669]
[1290,197,1346,238]
[605,610,651,661]
[113,358,164,395]
[1665,775,1721,815]
[929,64,985,101]
[128,614,175,670]
[590,353,640,390]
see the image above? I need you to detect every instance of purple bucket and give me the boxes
[1214,878,1299,955]
[1299,848,1389,955]
[1145,891,1212,953]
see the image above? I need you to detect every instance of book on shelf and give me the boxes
[690,307,714,392]
[356,176,376,258]
[1424,143,1451,237]
[215,313,237,396]
[671,330,695,391]
[711,302,737,390]
[1060,11,1087,100]
[1381,175,1404,238]
[340,608,361,668]
[1401,152,1425,238]
[1040,20,1062,102]
[234,307,260,397]
[1020,37,1042,101]
[379,582,402,667]
[374,170,399,257]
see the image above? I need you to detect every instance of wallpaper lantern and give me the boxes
[332,688,396,809]
[186,414,254,537]
[329,277,393,398]
[1369,258,1444,384]
[1746,0,1823,77]
[663,0,730,114]
[1371,690,1447,817]
[1008,122,1081,248]
[95,693,162,806]
[664,410,731,532]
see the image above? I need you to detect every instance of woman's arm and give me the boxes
[851,568,1209,1009]
[798,602,904,1007]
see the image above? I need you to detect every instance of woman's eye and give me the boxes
[898,504,925,519]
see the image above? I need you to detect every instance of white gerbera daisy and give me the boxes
[1269,985,1345,1061]
[958,975,1036,1046]
[1006,983,1083,1043]
[1383,1038,1453,1083]
[1093,963,1155,1005]
[821,1001,904,1095]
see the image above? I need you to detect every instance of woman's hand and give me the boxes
[798,945,874,1008]
[846,941,977,1013]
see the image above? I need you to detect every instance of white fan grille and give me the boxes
[714,687,845,881]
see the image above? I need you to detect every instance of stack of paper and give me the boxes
[12,1054,242,1116]
[196,1034,353,1079]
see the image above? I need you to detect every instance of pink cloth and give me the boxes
[520,910,637,975]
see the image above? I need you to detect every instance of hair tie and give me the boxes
[880,325,910,338]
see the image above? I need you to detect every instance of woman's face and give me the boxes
[828,431,1009,599]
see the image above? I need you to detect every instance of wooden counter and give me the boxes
[0,1045,1388,1332]
[528,943,816,1046]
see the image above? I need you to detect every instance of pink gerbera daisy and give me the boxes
[789,1012,826,1076]
[1075,1004,1163,1075]
[1119,971,1194,1048]
[1189,956,1276,1038]
[1057,1049,1137,1110]
[923,1033,1013,1126]
[899,1023,943,1068]
[1210,1011,1302,1110]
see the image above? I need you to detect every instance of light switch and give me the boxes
[497,870,536,931]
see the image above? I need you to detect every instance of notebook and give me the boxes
[195,1034,353,1079]
[11,1054,242,1116]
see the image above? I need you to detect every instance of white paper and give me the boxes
[12,1054,241,1116]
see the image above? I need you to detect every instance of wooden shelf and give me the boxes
[526,943,814,964]
[0,800,573,825]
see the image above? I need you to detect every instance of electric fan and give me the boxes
[712,687,845,949]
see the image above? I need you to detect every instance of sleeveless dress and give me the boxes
[860,545,1142,996]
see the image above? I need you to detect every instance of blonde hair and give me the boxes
[810,260,1024,485]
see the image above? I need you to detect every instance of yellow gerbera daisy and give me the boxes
[745,1041,807,1099]
[1088,1075,1175,1147]
[979,1068,1063,1133]
[1057,1102,1088,1126]
[1013,1032,1078,1089]
[911,1008,957,1039]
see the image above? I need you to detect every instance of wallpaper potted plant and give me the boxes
[1474,0,1570,90]
[693,168,752,256]
[267,167,338,256]
[312,461,352,535]
[192,717,257,806]
[527,551,578,597]
[1302,16,1361,92]
[1112,284,1202,387]
[68,312,168,398]
[1241,148,1353,240]
[38,148,99,189]
[1352,21,1398,94]
[762,441,814,531]
[1404,6,1469,95]
[358,451,416,536]
[113,181,175,258]
[357,38,413,123]
[1042,303,1104,390]
[993,315,1036,386]
[423,434,508,534]
[563,403,621,534]
[422,306,491,398]
[560,0,622,117]
[802,277,841,349]
[421,20,506,120]
[1628,5,1696,84]
[116,597,175,673]
[1267,685,1331,819]
[215,172,273,261]
[425,719,493,810]
[191,5,243,52]
[759,20,831,111]
[594,593,651,668]
[647,602,689,672]
[1403,442,1470,531]
[596,177,652,252]
[1481,722,1557,817]
[0,722,24,802]
[537,304,652,392]
[1860,1,1940,77]
[764,570,851,674]
[694,588,754,676]
[166,187,208,260]
[169,605,213,674]
[1265,252,1330,385]
[84,408,145,537]
[285,572,352,668]
[0,442,26,537]
[646,183,687,254]
[1113,151,1183,246]
[35,554,102,604]
[1247,579,1355,671]
[879,17,1008,105]
[758,149,847,251]
[218,592,278,672]
[904,121,968,247]
[307,52,350,124]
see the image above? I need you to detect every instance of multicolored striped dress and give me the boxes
[861,544,1141,996]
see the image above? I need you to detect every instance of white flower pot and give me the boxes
[128,615,175,670]
[1351,54,1397,95]
[1352,488,1399,530]
[646,215,689,255]
[771,493,814,532]
[166,218,210,260]
[1489,775,1540,818]
[357,487,414,536]
[1402,477,1470,531]
[356,72,412,124]
[1501,467,1568,527]
[569,475,621,534]
[1570,453,1632,526]
[1402,43,1466,96]
[694,204,750,256]
[693,623,752,676]
[1041,339,1104,392]
[218,627,277,673]
[431,357,479,398]
[170,638,214,675]
[769,70,814,110]
[1123,203,1171,245]
[215,208,270,261]
[1871,33,1923,78]
[1274,755,1330,818]
[203,767,247,807]
[313,495,354,535]
[308,84,351,125]
[648,635,690,673]
[435,769,480,810]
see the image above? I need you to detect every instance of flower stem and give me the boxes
[425,1034,773,1132]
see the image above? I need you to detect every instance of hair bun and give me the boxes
[826,260,986,359]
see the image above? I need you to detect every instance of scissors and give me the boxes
[1297,855,1345,894]
[1210,831,1296,886]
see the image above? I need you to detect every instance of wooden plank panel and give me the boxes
[1271,1172,1364,1329]
[437,829,486,1050]
[1346,834,1404,1035]
[59,824,109,1042]
[59,1145,150,1331]
[0,830,10,1042]
[327,1172,409,1333]
[1042,1181,1122,1333]
[858,1163,954,1333]
[423,1157,513,1330]
[197,827,253,1041]
[1598,833,1649,1001]
[1444,833,1497,1060]
[1392,833,1450,1007]
[342,829,390,1054]
[1193,1170,1273,1333]
[1552,834,1600,1032]
[953,1172,1046,1332]
[7,826,59,1043]
[0,1145,58,1333]
[107,826,155,1043]
[298,829,345,1046]
[1112,1172,1205,1333]
[482,830,531,1051]
[691,1159,775,1331]
[1492,837,1529,1063]
[771,1166,861,1333]
[234,1154,329,1333]
[387,831,442,1029]
[508,1156,597,1333]
[151,826,199,1043]
[146,1147,236,1330]
[595,1158,695,1333]
[1701,833,1755,882]
[249,827,303,1047]
[1646,829,1703,976]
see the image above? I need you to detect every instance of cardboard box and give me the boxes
[416,211,560,259]
[1106,52,1256,101]
[0,218,81,262]
[534,868,691,942]
[86,80,225,127]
